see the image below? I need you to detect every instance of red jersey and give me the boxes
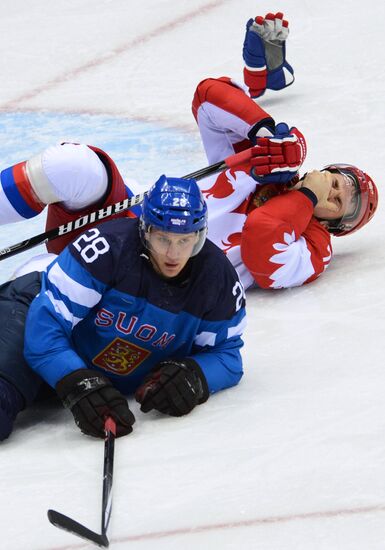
[193,77,332,289]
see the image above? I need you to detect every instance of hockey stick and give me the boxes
[48,417,116,548]
[0,146,254,261]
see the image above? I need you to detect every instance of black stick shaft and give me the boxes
[183,160,226,180]
[101,417,116,535]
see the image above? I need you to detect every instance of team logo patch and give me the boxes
[92,337,150,375]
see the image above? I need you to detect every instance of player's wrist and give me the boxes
[298,187,318,207]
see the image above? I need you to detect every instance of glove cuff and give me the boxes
[56,369,112,409]
[243,66,267,98]
[266,62,294,91]
[247,117,275,145]
[183,358,210,404]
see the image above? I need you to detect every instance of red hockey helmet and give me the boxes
[323,164,378,236]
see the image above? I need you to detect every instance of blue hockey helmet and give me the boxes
[140,175,208,256]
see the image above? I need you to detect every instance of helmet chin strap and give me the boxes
[148,253,161,275]
[316,217,343,235]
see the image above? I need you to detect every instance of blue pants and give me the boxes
[0,271,49,406]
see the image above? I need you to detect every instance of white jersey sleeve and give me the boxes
[0,143,108,224]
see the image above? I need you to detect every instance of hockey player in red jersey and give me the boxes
[0,12,378,290]
[192,11,378,289]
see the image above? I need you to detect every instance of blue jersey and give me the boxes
[24,218,246,396]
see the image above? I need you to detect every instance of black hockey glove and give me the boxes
[56,369,135,438]
[135,359,209,417]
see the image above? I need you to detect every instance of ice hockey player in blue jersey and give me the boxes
[0,175,246,440]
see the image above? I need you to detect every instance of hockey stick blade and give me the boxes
[48,509,109,547]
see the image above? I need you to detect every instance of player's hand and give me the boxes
[243,12,294,97]
[249,123,307,184]
[56,369,135,438]
[135,359,209,417]
[299,171,340,213]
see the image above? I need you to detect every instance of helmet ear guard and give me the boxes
[320,164,378,236]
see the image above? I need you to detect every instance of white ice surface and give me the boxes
[0,1,385,549]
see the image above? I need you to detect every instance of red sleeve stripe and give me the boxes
[13,161,45,213]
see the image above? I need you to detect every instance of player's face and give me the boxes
[147,229,199,278]
[313,171,357,220]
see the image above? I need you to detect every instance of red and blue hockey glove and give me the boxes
[249,123,307,184]
[135,359,209,417]
[56,369,135,438]
[243,12,294,98]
